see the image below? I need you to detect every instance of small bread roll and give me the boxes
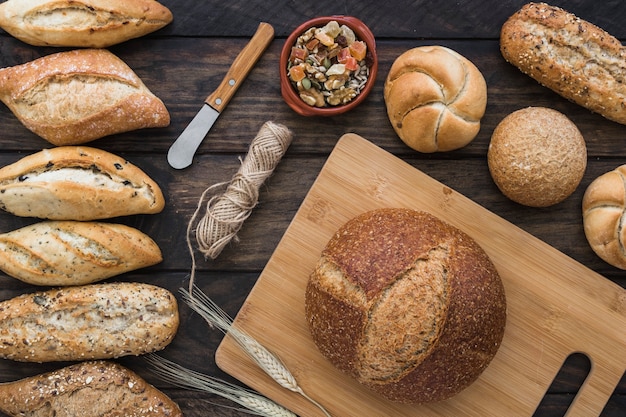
[582,166,626,269]
[0,146,165,220]
[0,221,162,286]
[305,208,506,403]
[0,361,183,417]
[0,49,170,145]
[0,0,173,48]
[488,107,587,207]
[384,45,487,152]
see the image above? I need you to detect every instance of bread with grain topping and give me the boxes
[384,45,487,153]
[0,360,183,417]
[500,2,626,125]
[0,282,179,362]
[0,146,165,220]
[0,221,162,286]
[0,48,170,145]
[0,0,173,48]
[304,208,507,403]
[582,165,626,269]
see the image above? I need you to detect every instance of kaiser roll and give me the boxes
[384,45,487,153]
[304,208,507,404]
[582,165,626,269]
[488,107,587,207]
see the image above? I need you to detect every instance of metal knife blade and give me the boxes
[167,22,274,169]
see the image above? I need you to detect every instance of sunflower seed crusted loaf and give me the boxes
[0,282,179,362]
[0,146,165,220]
[305,208,507,404]
[0,0,173,48]
[0,361,182,417]
[0,48,170,145]
[0,221,162,286]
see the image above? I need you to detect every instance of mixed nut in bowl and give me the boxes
[280,16,378,116]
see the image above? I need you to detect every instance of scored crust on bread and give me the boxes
[305,208,506,403]
[0,361,183,417]
[0,146,165,220]
[0,221,162,286]
[0,282,179,362]
[0,48,170,145]
[500,2,626,125]
[0,0,173,48]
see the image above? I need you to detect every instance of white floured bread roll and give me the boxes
[0,361,183,417]
[0,221,162,286]
[0,0,173,48]
[384,45,487,152]
[0,282,179,362]
[0,49,170,145]
[582,165,626,269]
[0,146,165,220]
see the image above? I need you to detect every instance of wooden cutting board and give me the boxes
[216,133,626,417]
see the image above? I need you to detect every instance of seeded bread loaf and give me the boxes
[0,0,173,48]
[0,361,182,417]
[305,208,507,403]
[0,282,179,362]
[0,146,165,220]
[500,2,626,125]
[0,221,162,286]
[0,48,170,145]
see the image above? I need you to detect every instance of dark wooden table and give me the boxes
[0,0,624,415]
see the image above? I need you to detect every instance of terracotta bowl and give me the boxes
[280,16,378,117]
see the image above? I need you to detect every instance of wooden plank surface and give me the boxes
[0,0,624,415]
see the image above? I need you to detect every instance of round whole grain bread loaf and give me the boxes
[384,45,487,153]
[304,208,507,404]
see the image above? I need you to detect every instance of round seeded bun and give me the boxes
[582,165,626,269]
[304,208,507,404]
[487,107,587,207]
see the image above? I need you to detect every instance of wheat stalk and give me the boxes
[181,285,332,417]
[145,354,296,417]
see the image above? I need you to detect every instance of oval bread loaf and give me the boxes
[0,221,162,286]
[0,48,170,145]
[305,208,507,403]
[0,360,183,417]
[0,0,173,48]
[501,2,626,125]
[384,45,487,152]
[0,282,179,362]
[0,146,165,220]
[582,165,626,269]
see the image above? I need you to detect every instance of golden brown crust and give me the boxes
[582,165,626,269]
[384,46,486,153]
[0,282,179,362]
[0,49,170,145]
[0,361,183,417]
[0,146,165,220]
[0,221,162,286]
[500,2,626,124]
[305,208,507,403]
[0,0,173,48]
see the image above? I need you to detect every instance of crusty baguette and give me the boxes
[0,146,165,220]
[0,221,162,286]
[0,361,183,417]
[0,282,179,362]
[0,48,170,145]
[0,0,173,48]
[500,2,626,125]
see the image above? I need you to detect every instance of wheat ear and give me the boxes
[181,286,332,417]
[145,354,295,417]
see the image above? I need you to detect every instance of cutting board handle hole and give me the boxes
[532,353,591,417]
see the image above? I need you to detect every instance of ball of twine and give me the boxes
[186,121,293,287]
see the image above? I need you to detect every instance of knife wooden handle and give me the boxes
[205,22,274,112]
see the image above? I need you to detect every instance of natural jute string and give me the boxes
[186,121,293,289]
